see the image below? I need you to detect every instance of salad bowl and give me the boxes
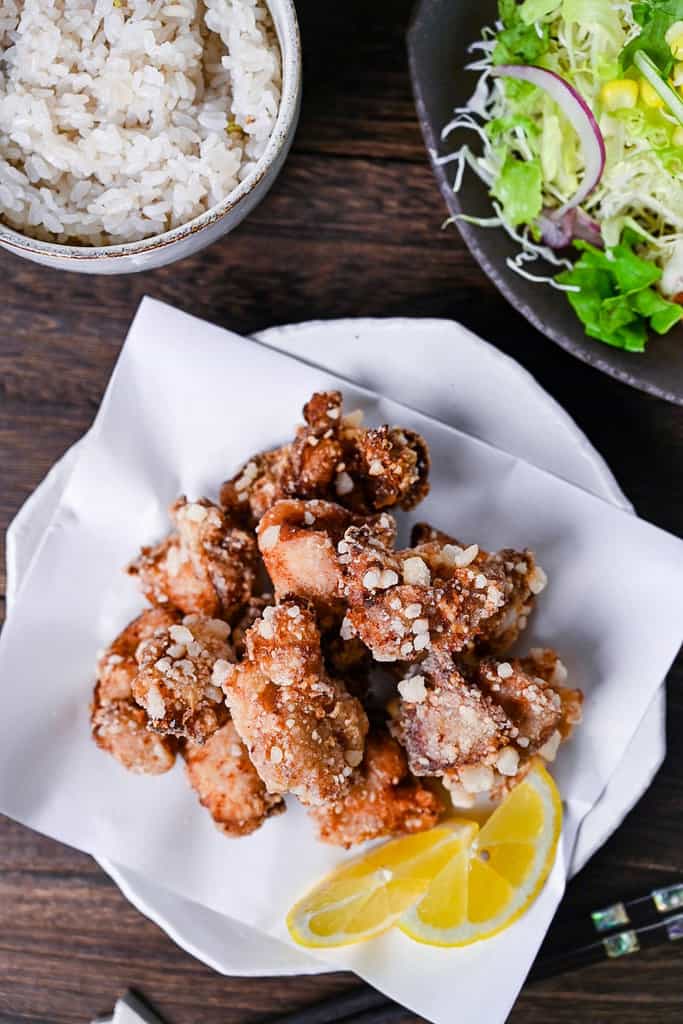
[408,0,683,405]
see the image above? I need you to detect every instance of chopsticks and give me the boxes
[264,882,683,1024]
[538,880,683,956]
[529,910,683,982]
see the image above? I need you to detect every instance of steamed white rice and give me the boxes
[0,0,281,245]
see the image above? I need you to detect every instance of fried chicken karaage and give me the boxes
[222,601,369,806]
[183,720,285,836]
[128,497,257,621]
[133,614,233,743]
[310,728,443,847]
[390,647,582,807]
[338,521,543,663]
[257,498,397,625]
[92,388,584,848]
[91,607,180,774]
[230,594,274,660]
[221,391,430,524]
[257,499,353,621]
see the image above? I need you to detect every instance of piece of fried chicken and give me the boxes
[257,498,396,623]
[133,614,233,743]
[390,648,582,807]
[220,391,430,525]
[128,497,258,621]
[257,499,353,621]
[310,729,443,847]
[183,720,285,836]
[338,521,544,663]
[91,607,180,774]
[477,648,583,764]
[231,594,274,660]
[256,498,387,689]
[221,601,369,807]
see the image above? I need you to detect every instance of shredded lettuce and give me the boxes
[556,230,683,350]
[562,0,625,50]
[518,0,562,23]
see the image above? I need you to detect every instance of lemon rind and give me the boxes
[398,766,562,948]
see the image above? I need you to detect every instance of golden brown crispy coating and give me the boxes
[231,594,274,660]
[128,497,258,621]
[96,607,182,703]
[390,650,515,781]
[220,391,430,524]
[477,649,583,753]
[222,601,369,807]
[322,632,372,697]
[91,700,177,775]
[346,423,430,513]
[256,498,392,691]
[91,608,181,774]
[257,499,397,624]
[338,522,543,663]
[411,524,543,654]
[310,729,443,847]
[220,392,345,523]
[257,499,353,621]
[133,614,233,743]
[183,720,285,836]
[391,648,582,807]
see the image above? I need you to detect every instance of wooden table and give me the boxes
[1,2,681,1022]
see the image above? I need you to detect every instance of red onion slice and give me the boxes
[491,64,606,217]
[538,207,603,249]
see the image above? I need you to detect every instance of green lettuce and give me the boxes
[620,0,683,75]
[556,230,683,351]
[493,0,551,64]
[518,0,561,22]
[491,157,543,226]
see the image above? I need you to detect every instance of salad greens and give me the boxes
[621,0,683,75]
[491,157,543,226]
[493,0,550,65]
[557,230,683,350]
[443,0,683,353]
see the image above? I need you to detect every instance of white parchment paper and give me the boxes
[1,298,682,1024]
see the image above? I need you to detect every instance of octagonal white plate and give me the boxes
[7,318,665,977]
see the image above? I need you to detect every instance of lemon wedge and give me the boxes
[287,763,561,950]
[399,763,562,947]
[287,822,477,948]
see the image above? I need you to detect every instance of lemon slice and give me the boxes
[399,763,562,947]
[287,822,477,948]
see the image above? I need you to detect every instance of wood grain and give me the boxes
[0,1,681,1021]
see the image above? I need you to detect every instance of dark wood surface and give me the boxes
[1,3,681,1022]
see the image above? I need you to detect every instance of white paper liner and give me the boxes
[2,299,682,1024]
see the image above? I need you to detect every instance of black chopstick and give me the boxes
[267,989,389,1024]
[263,884,683,1024]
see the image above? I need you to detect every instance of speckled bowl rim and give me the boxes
[0,0,301,262]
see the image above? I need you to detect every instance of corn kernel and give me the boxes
[674,126,683,146]
[640,78,665,108]
[600,79,639,112]
[666,21,683,60]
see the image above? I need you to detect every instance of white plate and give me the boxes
[7,317,665,977]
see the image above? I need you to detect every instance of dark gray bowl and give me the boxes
[408,0,683,405]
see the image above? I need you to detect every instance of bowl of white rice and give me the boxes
[0,0,300,274]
